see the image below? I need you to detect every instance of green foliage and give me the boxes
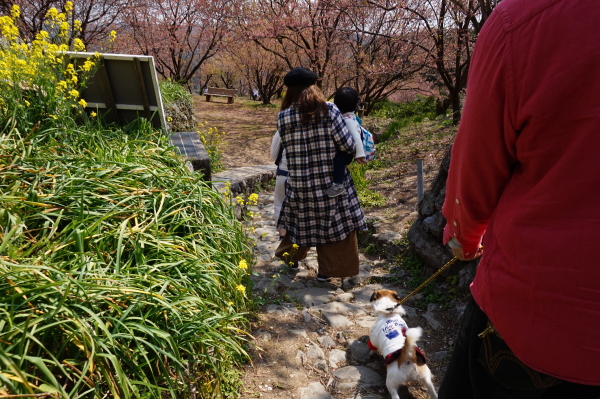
[371,96,437,120]
[371,96,438,142]
[159,79,193,107]
[197,124,226,173]
[218,362,245,399]
[348,162,387,208]
[401,253,425,289]
[0,114,254,397]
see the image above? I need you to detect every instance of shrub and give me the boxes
[348,162,387,208]
[371,96,438,142]
[160,80,196,132]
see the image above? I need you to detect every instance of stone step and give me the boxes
[211,164,276,197]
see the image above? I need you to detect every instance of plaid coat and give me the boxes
[276,102,367,247]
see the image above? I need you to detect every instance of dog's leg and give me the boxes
[422,373,438,399]
[386,379,401,399]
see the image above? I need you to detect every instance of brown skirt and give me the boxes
[274,231,359,278]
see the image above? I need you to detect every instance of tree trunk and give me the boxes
[450,90,462,125]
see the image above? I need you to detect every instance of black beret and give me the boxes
[284,67,318,87]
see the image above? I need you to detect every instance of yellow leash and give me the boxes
[398,256,460,305]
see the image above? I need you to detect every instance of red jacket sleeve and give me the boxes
[442,11,519,258]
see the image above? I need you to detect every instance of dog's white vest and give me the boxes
[369,314,408,357]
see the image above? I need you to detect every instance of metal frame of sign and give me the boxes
[64,51,168,131]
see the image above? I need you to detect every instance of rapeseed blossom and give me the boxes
[0,2,100,124]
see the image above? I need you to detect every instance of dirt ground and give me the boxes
[193,97,460,399]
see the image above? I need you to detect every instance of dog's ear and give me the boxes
[369,291,381,302]
[392,292,402,303]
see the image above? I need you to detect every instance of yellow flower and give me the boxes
[292,244,299,249]
[282,252,289,257]
[46,7,58,19]
[36,30,49,40]
[90,111,97,117]
[24,100,30,107]
[78,99,87,108]
[238,259,248,270]
[10,4,20,18]
[82,60,94,71]
[57,80,67,90]
[73,19,82,31]
[228,301,234,305]
[236,284,246,294]
[49,115,58,120]
[69,89,79,98]
[73,38,85,51]
[64,1,74,12]
[167,116,173,122]
[109,30,117,42]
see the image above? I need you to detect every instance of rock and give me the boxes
[267,304,299,317]
[333,366,384,390]
[422,310,442,330]
[402,305,418,320]
[335,293,354,302]
[254,331,272,342]
[298,382,332,399]
[347,339,372,363]
[365,360,384,372]
[304,259,319,272]
[329,349,347,368]
[349,284,387,303]
[289,288,335,307]
[253,279,277,294]
[315,359,328,372]
[317,335,336,349]
[428,351,449,362]
[255,241,276,255]
[322,312,353,329]
[289,329,308,338]
[312,302,367,316]
[296,350,307,366]
[355,316,377,329]
[302,309,312,322]
[342,271,371,289]
[307,342,325,360]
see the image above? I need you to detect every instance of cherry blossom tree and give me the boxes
[117,0,240,84]
[227,40,287,104]
[244,0,352,92]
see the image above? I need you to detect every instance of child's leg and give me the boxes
[332,150,353,184]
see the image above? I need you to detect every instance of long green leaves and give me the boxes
[0,119,253,398]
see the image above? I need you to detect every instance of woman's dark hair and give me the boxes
[280,84,328,125]
[333,87,359,114]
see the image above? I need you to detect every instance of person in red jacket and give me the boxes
[439,0,600,398]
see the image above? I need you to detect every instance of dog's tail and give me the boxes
[404,327,427,365]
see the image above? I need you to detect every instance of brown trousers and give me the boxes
[274,231,359,278]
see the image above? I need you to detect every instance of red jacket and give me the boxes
[442,0,600,385]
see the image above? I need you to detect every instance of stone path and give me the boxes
[219,166,455,399]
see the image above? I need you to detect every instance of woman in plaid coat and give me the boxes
[274,68,367,281]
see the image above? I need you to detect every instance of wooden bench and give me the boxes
[204,87,236,104]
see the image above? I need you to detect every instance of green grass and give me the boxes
[0,117,253,398]
[348,162,387,208]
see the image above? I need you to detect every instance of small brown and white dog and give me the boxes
[368,289,438,399]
